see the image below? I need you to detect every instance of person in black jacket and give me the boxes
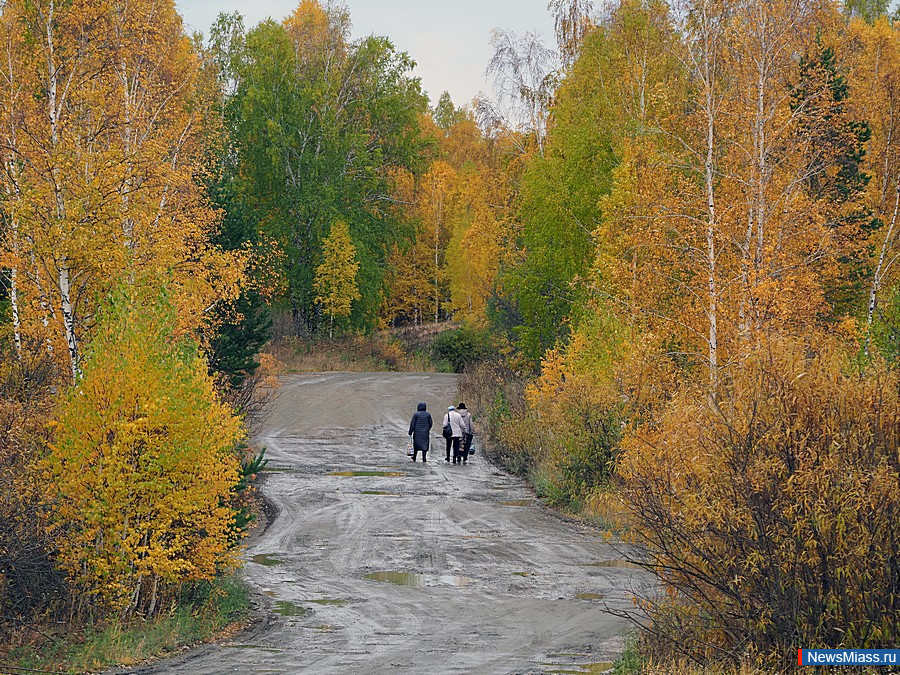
[408,401,433,462]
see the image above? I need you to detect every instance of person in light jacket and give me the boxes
[408,401,433,462]
[457,402,474,464]
[443,405,465,463]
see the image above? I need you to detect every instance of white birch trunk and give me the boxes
[10,256,22,357]
[58,262,78,379]
[866,176,900,356]
[705,86,718,393]
[698,0,719,393]
[45,0,78,378]
[4,164,23,357]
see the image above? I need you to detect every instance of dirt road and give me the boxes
[136,373,653,674]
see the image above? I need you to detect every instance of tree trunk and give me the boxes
[10,262,22,357]
[866,175,900,356]
[700,0,719,394]
[58,262,78,380]
[45,0,78,378]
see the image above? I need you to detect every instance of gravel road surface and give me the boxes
[133,372,653,674]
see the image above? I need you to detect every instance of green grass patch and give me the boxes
[612,636,644,675]
[2,576,250,674]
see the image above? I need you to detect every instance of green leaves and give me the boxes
[227,4,427,334]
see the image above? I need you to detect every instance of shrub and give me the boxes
[618,334,900,668]
[432,324,495,372]
[0,340,67,632]
[44,283,244,619]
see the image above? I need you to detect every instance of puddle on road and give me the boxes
[307,598,347,606]
[542,663,614,674]
[364,571,473,587]
[575,592,605,601]
[250,554,283,566]
[512,571,532,577]
[273,600,307,617]
[330,470,407,477]
[311,624,336,631]
[502,499,535,507]
[578,559,643,570]
[226,644,283,653]
[360,490,401,496]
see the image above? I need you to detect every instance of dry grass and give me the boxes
[268,332,442,374]
[640,661,770,675]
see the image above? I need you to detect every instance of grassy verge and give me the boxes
[2,576,250,674]
[269,332,445,374]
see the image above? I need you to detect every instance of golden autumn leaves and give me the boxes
[0,0,245,380]
[314,220,360,338]
[0,0,247,619]
[46,286,243,616]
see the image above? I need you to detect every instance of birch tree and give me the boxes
[314,220,360,338]
[0,0,244,380]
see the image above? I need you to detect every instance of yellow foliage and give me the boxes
[0,0,244,380]
[618,333,900,664]
[44,284,243,618]
[314,220,361,336]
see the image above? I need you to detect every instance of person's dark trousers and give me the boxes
[451,437,463,463]
[445,436,453,461]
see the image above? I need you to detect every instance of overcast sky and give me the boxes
[175,1,556,109]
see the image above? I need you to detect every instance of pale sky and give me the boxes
[175,0,556,109]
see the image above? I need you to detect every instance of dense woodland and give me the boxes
[1,0,899,671]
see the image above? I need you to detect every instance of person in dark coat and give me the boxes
[408,401,433,462]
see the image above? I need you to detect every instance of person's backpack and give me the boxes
[442,421,453,439]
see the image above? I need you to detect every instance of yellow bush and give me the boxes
[45,284,243,618]
[618,334,900,667]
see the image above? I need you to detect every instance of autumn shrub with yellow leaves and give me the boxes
[44,283,244,619]
[522,311,626,510]
[617,334,900,668]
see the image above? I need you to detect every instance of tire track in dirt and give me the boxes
[128,372,654,674]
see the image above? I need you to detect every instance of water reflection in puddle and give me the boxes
[273,600,306,617]
[542,663,614,674]
[250,554,283,566]
[512,571,532,577]
[501,499,535,507]
[364,571,473,587]
[578,559,643,569]
[330,470,407,477]
[360,490,400,496]
[575,592,605,600]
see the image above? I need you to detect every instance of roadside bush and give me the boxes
[432,324,496,372]
[618,334,900,668]
[45,284,243,620]
[0,340,67,634]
